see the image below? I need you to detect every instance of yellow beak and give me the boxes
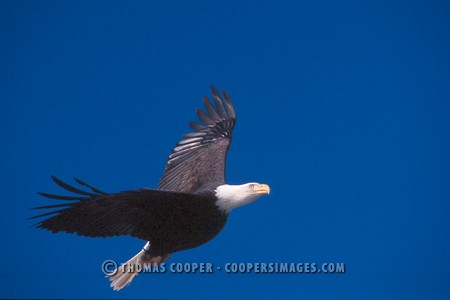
[256,184,270,195]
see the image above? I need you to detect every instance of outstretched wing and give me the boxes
[158,86,236,193]
[30,176,214,241]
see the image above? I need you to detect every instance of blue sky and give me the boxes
[1,0,449,298]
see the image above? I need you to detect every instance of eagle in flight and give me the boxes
[31,86,270,290]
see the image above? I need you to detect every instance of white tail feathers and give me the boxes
[107,242,169,291]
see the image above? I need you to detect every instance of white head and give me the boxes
[215,183,270,213]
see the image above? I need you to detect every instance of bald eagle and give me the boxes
[31,86,270,290]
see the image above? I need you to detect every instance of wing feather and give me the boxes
[222,89,236,119]
[158,86,237,193]
[210,85,228,119]
[51,176,97,197]
[203,96,220,120]
[196,109,215,125]
[36,192,85,201]
[188,121,206,132]
[31,177,214,241]
[74,178,108,195]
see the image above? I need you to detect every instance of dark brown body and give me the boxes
[33,184,229,256]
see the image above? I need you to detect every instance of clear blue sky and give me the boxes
[1,0,449,298]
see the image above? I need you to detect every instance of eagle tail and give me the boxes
[107,242,169,291]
